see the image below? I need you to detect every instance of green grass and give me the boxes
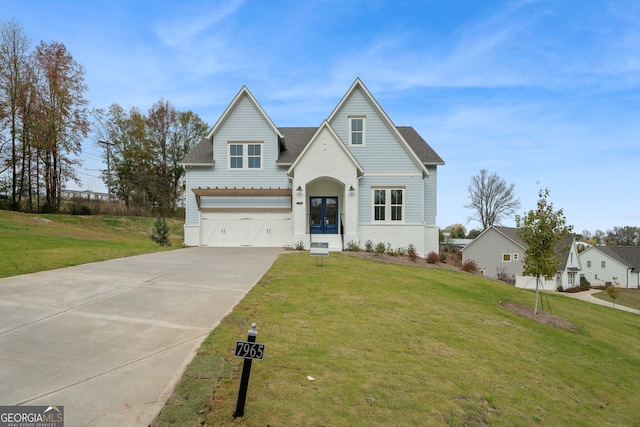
[154,252,640,426]
[0,209,183,278]
[592,288,640,310]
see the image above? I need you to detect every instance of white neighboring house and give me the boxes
[462,226,581,290]
[181,78,445,253]
[61,189,109,201]
[579,246,640,288]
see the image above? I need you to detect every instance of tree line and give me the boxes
[0,18,208,216]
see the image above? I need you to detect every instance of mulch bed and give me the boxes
[501,302,577,331]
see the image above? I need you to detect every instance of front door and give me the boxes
[310,197,338,234]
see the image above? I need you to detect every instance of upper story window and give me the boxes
[349,116,366,146]
[228,142,262,170]
[373,187,404,222]
[601,260,606,268]
[502,253,511,262]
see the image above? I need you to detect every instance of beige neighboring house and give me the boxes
[579,246,640,288]
[462,226,581,291]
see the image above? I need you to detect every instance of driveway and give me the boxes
[0,247,281,427]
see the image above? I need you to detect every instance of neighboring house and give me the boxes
[462,226,581,290]
[579,246,640,288]
[181,78,444,253]
[462,226,526,282]
[61,189,110,201]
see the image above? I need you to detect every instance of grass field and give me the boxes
[592,288,640,310]
[2,211,639,426]
[153,252,640,427]
[0,210,182,278]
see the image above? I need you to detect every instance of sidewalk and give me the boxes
[560,289,640,314]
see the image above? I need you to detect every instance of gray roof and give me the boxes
[481,226,575,271]
[182,126,443,167]
[594,246,640,272]
[181,138,213,165]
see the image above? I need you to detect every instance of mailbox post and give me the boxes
[233,322,264,418]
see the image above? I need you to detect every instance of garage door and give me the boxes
[201,212,291,247]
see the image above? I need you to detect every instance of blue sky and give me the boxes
[3,0,639,233]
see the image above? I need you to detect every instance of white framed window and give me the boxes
[568,272,576,286]
[349,116,366,146]
[228,142,262,170]
[601,260,606,268]
[513,253,519,261]
[372,187,404,222]
[502,253,511,262]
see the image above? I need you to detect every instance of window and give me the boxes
[372,188,404,222]
[587,260,591,268]
[513,253,519,261]
[349,116,365,146]
[601,260,606,268]
[228,142,262,170]
[502,253,511,262]
[568,272,576,286]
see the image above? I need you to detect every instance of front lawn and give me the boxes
[154,252,640,426]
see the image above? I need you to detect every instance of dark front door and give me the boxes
[310,197,338,234]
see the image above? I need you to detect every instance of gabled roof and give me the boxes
[326,78,435,176]
[587,246,640,272]
[206,86,283,141]
[463,225,576,271]
[275,126,440,166]
[286,120,364,177]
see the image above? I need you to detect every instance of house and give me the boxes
[462,226,581,290]
[579,246,640,288]
[462,226,526,282]
[181,78,444,254]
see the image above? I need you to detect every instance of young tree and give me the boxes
[443,223,467,239]
[466,169,521,229]
[516,189,573,314]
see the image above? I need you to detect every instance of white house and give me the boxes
[181,78,444,253]
[579,246,640,288]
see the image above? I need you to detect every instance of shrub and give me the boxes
[556,284,564,292]
[346,240,360,251]
[407,244,417,262]
[461,259,478,273]
[395,247,407,256]
[294,241,305,250]
[149,217,171,246]
[426,251,439,264]
[374,242,386,254]
[440,252,448,263]
[496,267,513,284]
[580,275,590,286]
[364,240,374,252]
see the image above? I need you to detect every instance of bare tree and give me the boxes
[466,169,521,229]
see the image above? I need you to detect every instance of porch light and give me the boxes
[349,185,355,192]
[296,186,303,192]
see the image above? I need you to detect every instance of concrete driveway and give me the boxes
[0,247,281,427]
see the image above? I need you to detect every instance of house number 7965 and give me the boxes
[235,341,265,360]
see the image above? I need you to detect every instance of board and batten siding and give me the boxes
[184,166,212,225]
[329,88,420,173]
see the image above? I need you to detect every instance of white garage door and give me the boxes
[201,212,291,247]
